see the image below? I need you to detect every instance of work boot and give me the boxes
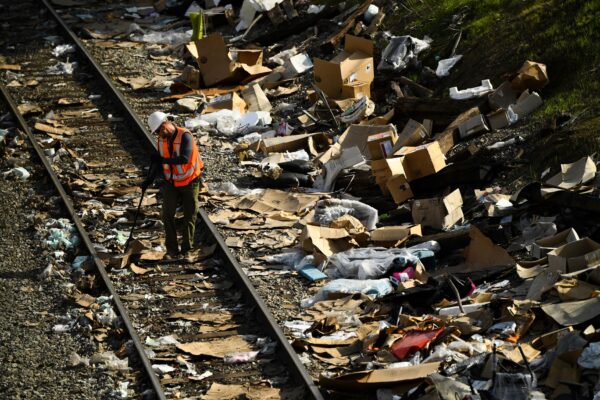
[180,250,197,264]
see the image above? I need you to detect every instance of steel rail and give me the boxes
[0,82,167,400]
[40,1,325,398]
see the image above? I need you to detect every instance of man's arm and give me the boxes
[161,131,193,165]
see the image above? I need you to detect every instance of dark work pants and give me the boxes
[161,179,199,254]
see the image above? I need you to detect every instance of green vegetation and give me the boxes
[384,0,600,180]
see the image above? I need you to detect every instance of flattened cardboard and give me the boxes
[319,362,441,391]
[386,174,413,204]
[367,130,398,160]
[313,35,374,99]
[532,228,579,258]
[176,335,253,358]
[541,296,600,326]
[395,142,446,182]
[411,189,463,230]
[392,119,428,153]
[547,237,600,273]
[194,33,233,87]
[463,226,515,270]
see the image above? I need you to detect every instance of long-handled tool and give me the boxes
[125,161,159,252]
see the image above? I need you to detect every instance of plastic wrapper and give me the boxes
[302,278,393,307]
[578,341,600,369]
[131,29,192,45]
[324,247,419,280]
[378,35,431,71]
[224,351,260,364]
[429,373,473,400]
[51,44,76,57]
[90,351,129,371]
[46,61,77,75]
[263,248,305,267]
[207,181,263,196]
[435,55,463,77]
[490,372,536,400]
[313,199,378,231]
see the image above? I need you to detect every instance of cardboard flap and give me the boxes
[235,48,263,66]
[194,33,233,87]
[344,34,374,56]
[442,189,463,212]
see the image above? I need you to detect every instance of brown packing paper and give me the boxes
[511,60,549,91]
[202,383,281,400]
[176,335,253,358]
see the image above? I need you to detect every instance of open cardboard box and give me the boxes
[371,224,421,246]
[314,35,374,100]
[395,141,446,182]
[371,157,405,193]
[412,189,463,230]
[532,228,579,259]
[319,124,396,164]
[392,119,428,153]
[190,33,271,87]
[547,237,600,273]
[367,130,398,160]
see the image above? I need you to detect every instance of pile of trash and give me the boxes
[61,0,600,398]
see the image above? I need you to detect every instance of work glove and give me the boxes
[150,151,163,165]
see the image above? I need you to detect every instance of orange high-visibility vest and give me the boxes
[158,127,203,187]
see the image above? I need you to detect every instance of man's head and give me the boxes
[148,111,175,137]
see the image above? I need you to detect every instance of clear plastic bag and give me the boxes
[313,199,378,230]
[302,278,393,307]
[324,247,419,280]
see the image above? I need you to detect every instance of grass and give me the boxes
[383,0,600,180]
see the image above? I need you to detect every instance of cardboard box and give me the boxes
[392,119,429,153]
[367,130,398,160]
[532,228,580,259]
[458,114,489,139]
[192,33,271,87]
[395,142,446,182]
[314,35,374,99]
[512,90,542,117]
[487,109,510,130]
[547,238,600,273]
[341,81,371,99]
[319,124,396,164]
[511,60,548,91]
[260,132,329,154]
[386,174,413,204]
[371,224,422,243]
[371,157,405,192]
[488,80,518,110]
[204,92,247,114]
[412,189,463,230]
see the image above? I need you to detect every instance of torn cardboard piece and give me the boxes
[541,296,600,326]
[462,226,515,270]
[319,362,441,391]
[392,119,428,153]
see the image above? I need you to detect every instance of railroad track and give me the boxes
[0,1,322,399]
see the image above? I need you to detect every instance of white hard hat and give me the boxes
[148,111,169,133]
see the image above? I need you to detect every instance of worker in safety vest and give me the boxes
[143,111,204,261]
